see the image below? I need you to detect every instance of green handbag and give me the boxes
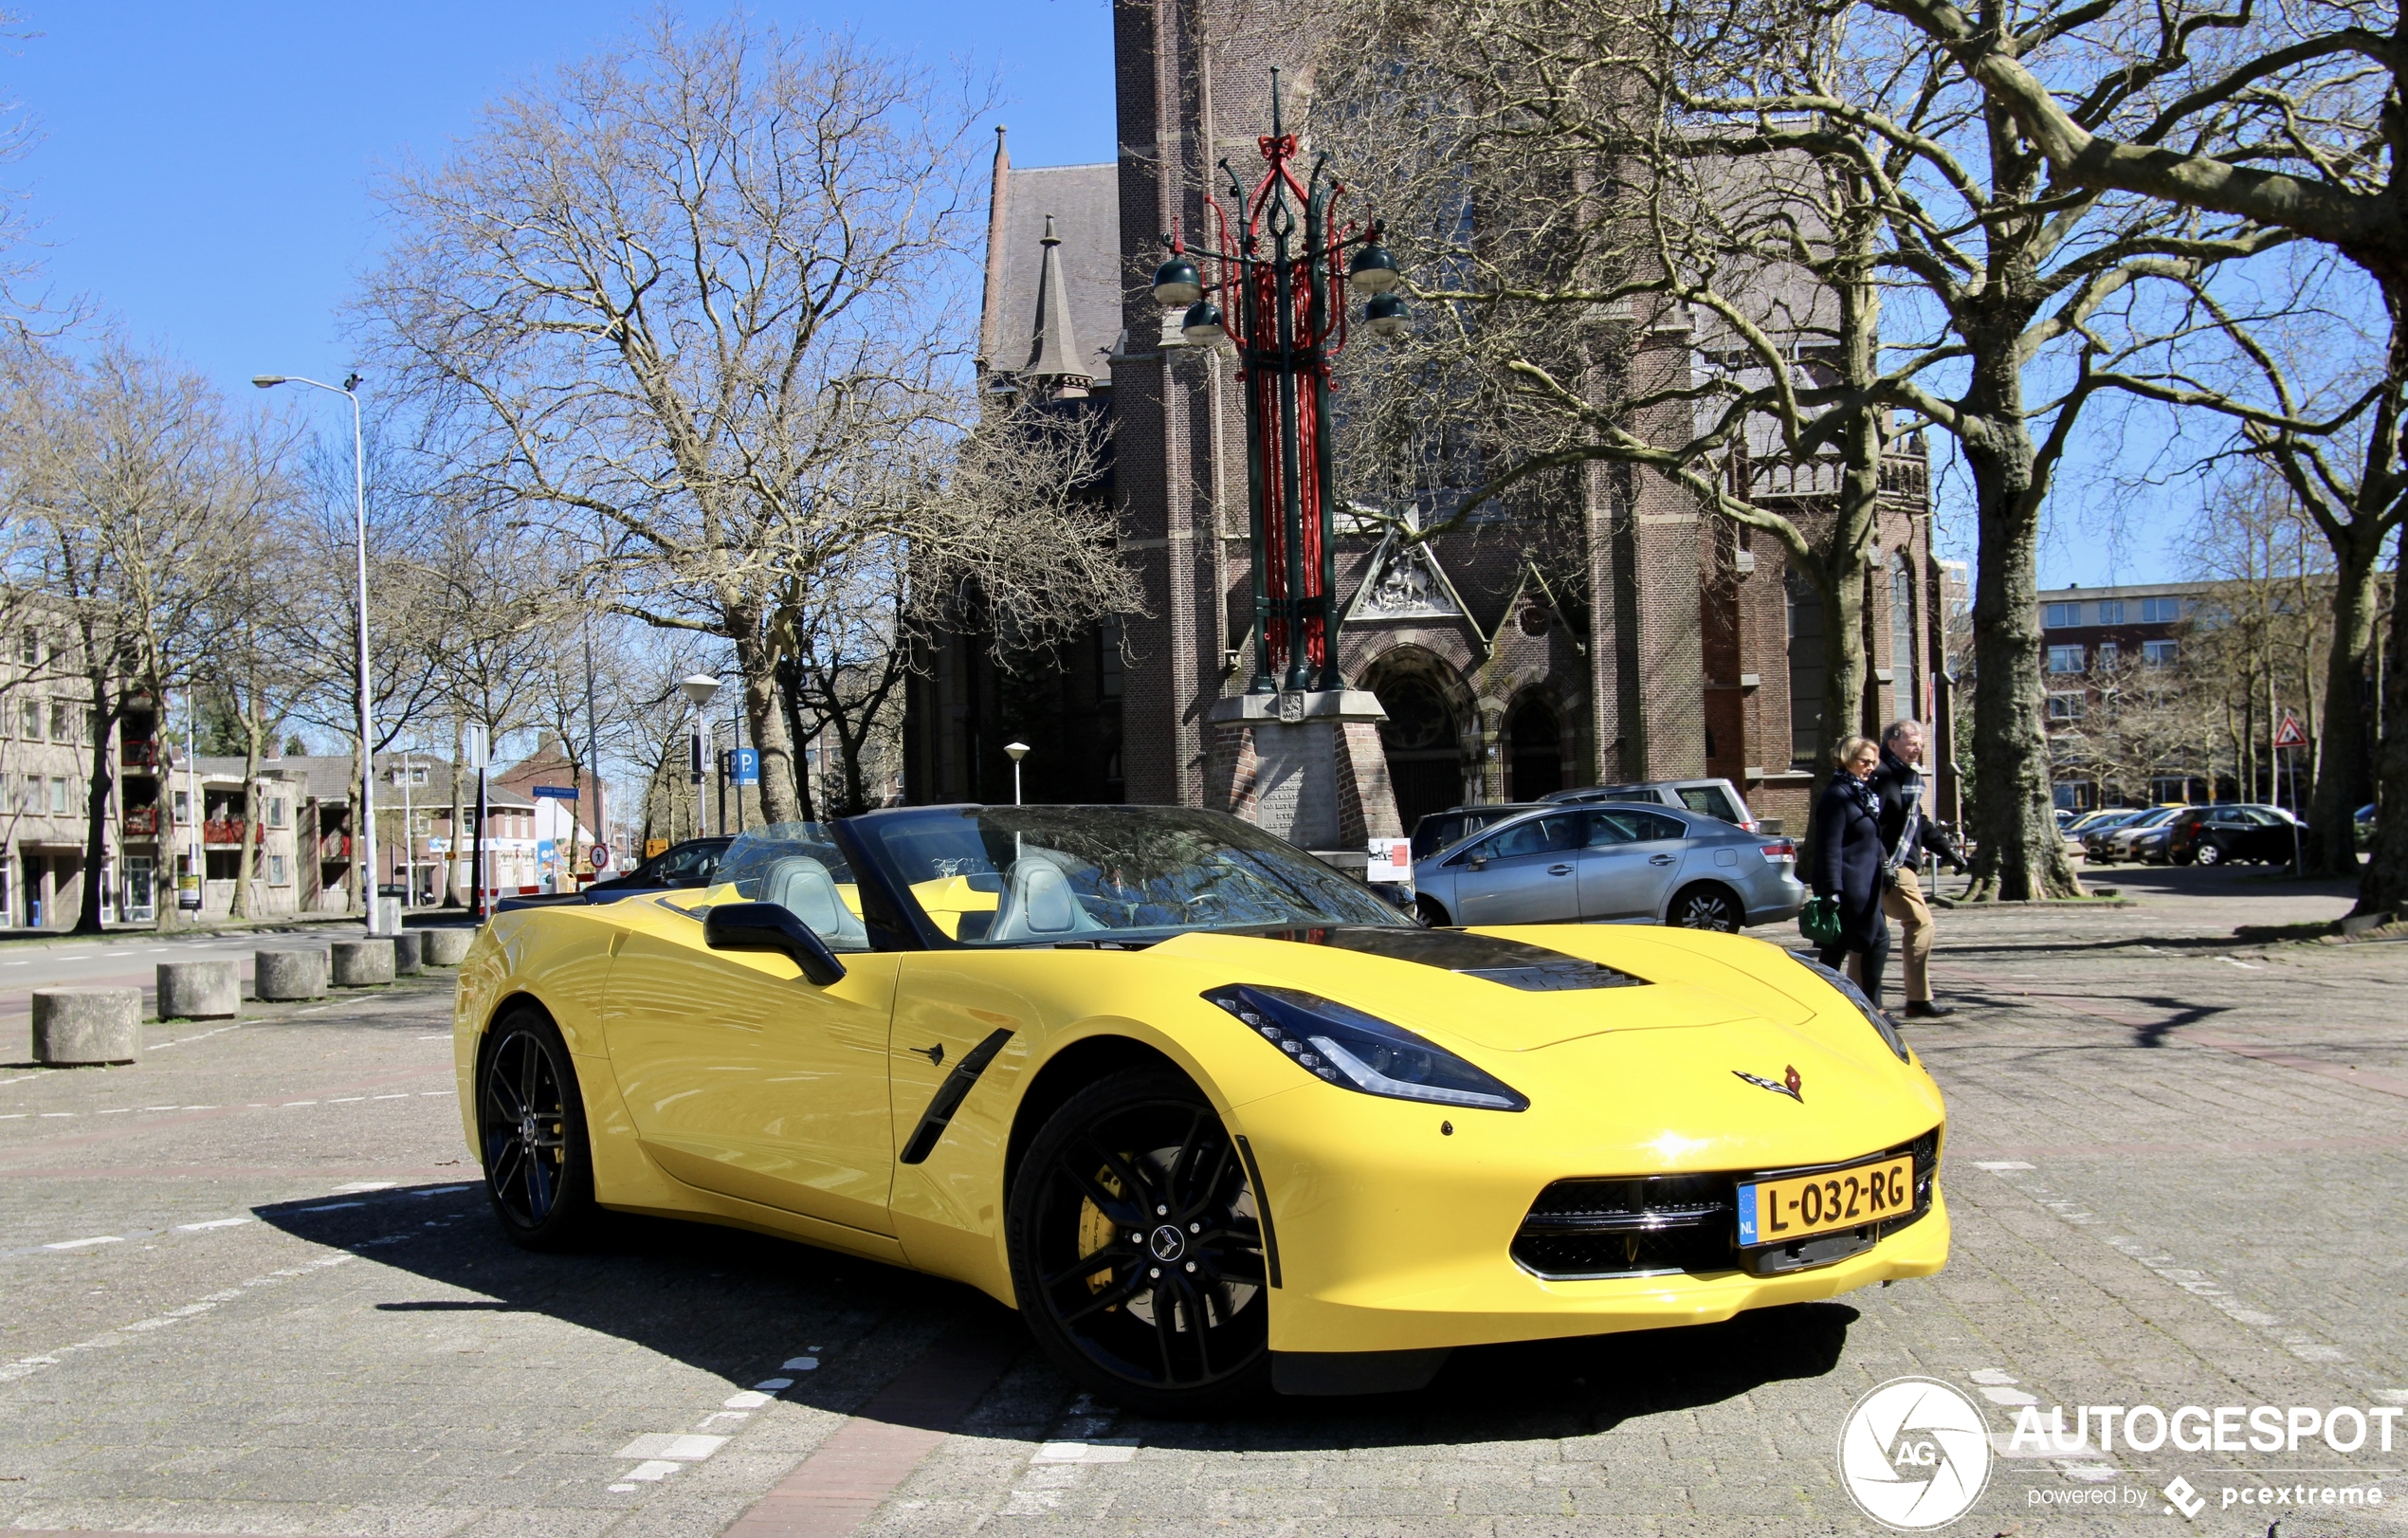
[1798,895,1843,947]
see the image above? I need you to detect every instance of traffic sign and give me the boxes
[591,844,611,870]
[531,784,579,800]
[2274,712,2308,748]
[732,747,760,786]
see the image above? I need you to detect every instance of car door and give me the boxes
[1449,814,1585,924]
[603,891,900,1236]
[2240,808,2291,862]
[1576,808,1692,918]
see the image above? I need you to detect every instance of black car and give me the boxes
[1408,803,1545,860]
[2165,805,2302,867]
[583,836,734,893]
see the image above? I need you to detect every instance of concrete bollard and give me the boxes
[32,987,142,1065]
[157,960,241,1019]
[255,948,328,1001]
[392,931,425,975]
[420,927,475,967]
[330,939,396,988]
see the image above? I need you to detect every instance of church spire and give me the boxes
[1024,212,1090,397]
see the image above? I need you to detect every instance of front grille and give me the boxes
[1512,1128,1939,1281]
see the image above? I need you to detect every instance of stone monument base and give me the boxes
[1204,690,1402,856]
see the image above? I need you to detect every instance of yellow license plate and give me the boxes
[1736,1156,1913,1246]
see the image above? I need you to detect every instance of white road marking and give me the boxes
[415,1034,450,1040]
[621,1460,682,1482]
[1033,1440,1140,1464]
[607,1482,638,1492]
[722,1391,775,1409]
[299,1201,365,1213]
[614,1434,727,1461]
[696,1411,750,1430]
[143,1105,178,1110]
[0,1113,22,1120]
[781,1355,819,1370]
[331,1181,396,1193]
[753,1378,794,1391]
[175,1218,252,1232]
[39,1112,73,1119]
[45,1236,124,1251]
[372,1093,409,1100]
[329,1097,366,1103]
[0,1254,355,1384]
[1974,1160,2034,1171]
[1968,1367,2019,1385]
[283,1101,317,1107]
[98,1108,131,1114]
[2219,956,2263,969]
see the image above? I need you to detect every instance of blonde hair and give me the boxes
[1833,734,1878,769]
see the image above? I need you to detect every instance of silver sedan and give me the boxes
[1411,802,1806,932]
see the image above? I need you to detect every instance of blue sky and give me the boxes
[2,1,2176,586]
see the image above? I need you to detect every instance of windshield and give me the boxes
[859,805,1410,945]
[672,823,870,951]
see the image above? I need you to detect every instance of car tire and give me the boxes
[2194,841,2223,867]
[1415,896,1453,926]
[1668,882,1742,932]
[1006,1066,1272,1417]
[476,1006,598,1251]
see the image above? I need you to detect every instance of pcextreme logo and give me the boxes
[1838,1378,1995,1529]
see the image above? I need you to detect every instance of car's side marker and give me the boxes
[1232,1134,1283,1289]
[897,1029,1014,1165]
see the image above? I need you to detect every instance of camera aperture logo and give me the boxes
[1839,1378,1995,1529]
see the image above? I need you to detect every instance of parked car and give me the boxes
[2355,803,2377,851]
[2065,808,2135,836]
[582,836,734,895]
[1413,802,1803,932]
[2131,824,2179,864]
[1540,778,1760,831]
[2166,804,2306,867]
[2090,806,2184,864]
[1408,803,1547,861]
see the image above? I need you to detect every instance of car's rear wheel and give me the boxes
[1415,895,1452,926]
[478,1007,596,1250]
[1007,1067,1272,1416]
[2194,840,2223,867]
[1669,882,1742,932]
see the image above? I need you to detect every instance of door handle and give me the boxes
[1649,853,1676,866]
[1548,863,1573,875]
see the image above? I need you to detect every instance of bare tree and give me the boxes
[358,16,1135,828]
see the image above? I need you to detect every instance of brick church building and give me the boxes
[903,3,1953,837]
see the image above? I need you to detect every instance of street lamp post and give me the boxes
[255,372,380,934]
[678,674,723,836]
[1151,69,1407,695]
[1004,742,1030,806]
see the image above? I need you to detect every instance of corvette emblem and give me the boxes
[1734,1065,1804,1103]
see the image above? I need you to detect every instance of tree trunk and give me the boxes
[2359,553,2408,916]
[733,613,801,825]
[776,652,817,821]
[75,670,119,936]
[231,709,263,920]
[2308,532,2381,875]
[1959,364,2083,900]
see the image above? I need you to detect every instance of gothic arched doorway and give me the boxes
[1507,699,1562,799]
[1365,658,1467,832]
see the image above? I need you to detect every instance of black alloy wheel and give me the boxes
[1008,1068,1272,1415]
[478,1008,596,1249]
[1669,883,1742,932]
[2193,839,2224,867]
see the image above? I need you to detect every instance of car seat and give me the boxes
[985,851,1102,942]
[757,856,867,949]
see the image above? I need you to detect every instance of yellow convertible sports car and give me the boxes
[454,805,1947,1414]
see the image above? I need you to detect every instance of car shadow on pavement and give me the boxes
[253,1185,1857,1447]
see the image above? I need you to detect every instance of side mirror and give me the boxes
[704,901,847,987]
[1468,856,1487,871]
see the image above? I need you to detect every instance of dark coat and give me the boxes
[1812,773,1888,951]
[1869,748,1964,868]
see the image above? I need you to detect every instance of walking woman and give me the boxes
[1812,734,1892,1005]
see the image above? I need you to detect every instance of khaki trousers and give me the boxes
[1871,868,1935,1003]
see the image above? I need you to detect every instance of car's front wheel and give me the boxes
[1669,882,1742,932]
[1007,1067,1272,1416]
[478,1007,597,1250]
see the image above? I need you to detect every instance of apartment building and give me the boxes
[0,624,172,929]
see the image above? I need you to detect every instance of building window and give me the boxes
[21,775,39,813]
[267,797,287,829]
[2047,692,2086,721]
[1097,618,1123,700]
[2094,642,2119,671]
[2141,596,2181,623]
[173,790,191,821]
[50,701,73,742]
[1889,559,1918,721]
[20,699,41,741]
[2094,599,2125,625]
[2047,645,2085,674]
[48,776,70,815]
[1786,572,1827,765]
[269,854,289,885]
[18,627,36,667]
[2044,601,2081,629]
[2143,638,2179,668]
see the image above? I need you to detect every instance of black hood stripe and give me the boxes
[1256,926,1649,992]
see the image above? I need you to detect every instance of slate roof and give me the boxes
[982,151,1122,386]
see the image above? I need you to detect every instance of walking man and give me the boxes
[1870,719,1967,1018]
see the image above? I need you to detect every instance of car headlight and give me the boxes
[1203,984,1529,1111]
[1788,953,1912,1063]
